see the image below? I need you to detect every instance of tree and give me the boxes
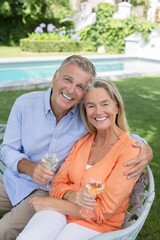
[0,0,72,45]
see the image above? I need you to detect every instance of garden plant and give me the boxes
[19,3,159,53]
[79,3,159,53]
[0,0,72,45]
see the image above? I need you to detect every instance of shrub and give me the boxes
[79,3,159,54]
[20,23,82,52]
[19,2,159,53]
[129,0,146,6]
[20,39,84,52]
[0,0,73,45]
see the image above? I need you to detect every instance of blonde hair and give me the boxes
[80,78,128,133]
[57,55,96,79]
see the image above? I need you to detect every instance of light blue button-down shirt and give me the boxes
[1,88,147,206]
[1,88,88,206]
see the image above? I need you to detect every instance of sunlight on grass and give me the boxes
[142,126,157,142]
[0,46,98,58]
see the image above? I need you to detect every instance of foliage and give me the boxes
[51,1,71,22]
[96,2,115,20]
[0,0,51,22]
[30,24,75,38]
[0,0,72,45]
[19,22,82,52]
[79,3,159,53]
[20,39,84,52]
[129,0,146,7]
[0,0,71,23]
[27,32,70,41]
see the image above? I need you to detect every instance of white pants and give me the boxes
[16,210,100,240]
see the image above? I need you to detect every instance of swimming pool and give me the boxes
[0,58,124,83]
[0,55,160,90]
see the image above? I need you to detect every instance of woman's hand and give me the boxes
[73,188,97,210]
[124,142,153,180]
[29,196,55,212]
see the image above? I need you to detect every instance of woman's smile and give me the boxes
[94,117,108,121]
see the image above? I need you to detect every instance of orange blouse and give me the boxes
[50,132,140,233]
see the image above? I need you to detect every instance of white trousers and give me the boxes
[16,210,100,240]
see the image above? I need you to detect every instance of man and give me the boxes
[0,55,152,239]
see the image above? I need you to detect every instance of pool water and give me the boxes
[0,59,124,83]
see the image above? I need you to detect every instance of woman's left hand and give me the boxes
[74,188,97,209]
[29,196,55,212]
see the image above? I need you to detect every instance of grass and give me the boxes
[0,46,99,58]
[0,76,159,239]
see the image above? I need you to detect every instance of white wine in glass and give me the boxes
[80,177,104,218]
[86,180,104,195]
[41,152,59,191]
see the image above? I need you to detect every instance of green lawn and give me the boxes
[0,46,98,58]
[0,76,159,239]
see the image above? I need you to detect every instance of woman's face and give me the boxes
[85,87,119,131]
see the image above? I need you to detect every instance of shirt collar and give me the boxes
[44,88,52,114]
[69,104,79,118]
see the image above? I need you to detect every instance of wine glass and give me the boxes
[41,152,59,191]
[80,176,104,218]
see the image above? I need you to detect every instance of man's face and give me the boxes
[51,63,92,118]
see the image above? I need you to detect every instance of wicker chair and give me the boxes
[0,124,6,142]
[90,165,155,240]
[0,124,6,177]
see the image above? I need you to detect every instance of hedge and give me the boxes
[20,39,85,52]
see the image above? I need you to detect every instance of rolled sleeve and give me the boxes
[2,145,29,173]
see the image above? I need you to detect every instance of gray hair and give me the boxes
[57,55,96,79]
[80,78,128,133]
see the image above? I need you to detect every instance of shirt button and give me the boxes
[52,139,56,142]
[52,120,55,124]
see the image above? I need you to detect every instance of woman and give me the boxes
[17,79,140,240]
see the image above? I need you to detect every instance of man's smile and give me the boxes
[61,92,73,101]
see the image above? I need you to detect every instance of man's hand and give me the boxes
[124,142,153,180]
[18,159,55,185]
[30,163,55,185]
